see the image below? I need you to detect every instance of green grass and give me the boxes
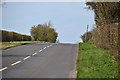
[0,41,46,49]
[77,42,118,78]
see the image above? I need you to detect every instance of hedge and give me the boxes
[0,30,31,42]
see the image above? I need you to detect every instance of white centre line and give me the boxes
[50,45,52,47]
[11,61,22,66]
[39,50,43,52]
[23,56,31,60]
[47,46,50,47]
[0,67,8,72]
[43,47,46,49]
[0,45,53,72]
[32,52,38,56]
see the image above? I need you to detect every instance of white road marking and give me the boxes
[50,45,53,47]
[43,47,46,49]
[32,52,38,56]
[11,61,22,66]
[0,67,8,72]
[1,45,53,71]
[23,56,31,60]
[39,50,42,52]
[47,46,50,47]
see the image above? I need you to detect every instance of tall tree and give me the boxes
[86,2,119,27]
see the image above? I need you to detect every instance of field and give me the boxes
[0,41,46,50]
[77,42,118,78]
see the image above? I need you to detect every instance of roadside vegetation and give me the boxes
[0,41,46,50]
[77,42,118,78]
[0,21,58,49]
[78,2,119,79]
[81,2,119,61]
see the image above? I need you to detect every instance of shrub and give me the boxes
[31,22,58,43]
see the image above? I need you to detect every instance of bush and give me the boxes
[31,22,58,43]
[81,32,93,43]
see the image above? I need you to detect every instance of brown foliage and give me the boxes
[81,32,93,43]
[85,2,120,62]
[92,23,119,61]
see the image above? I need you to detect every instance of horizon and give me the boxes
[1,2,95,43]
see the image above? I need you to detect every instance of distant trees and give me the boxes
[81,25,96,43]
[0,30,31,42]
[81,32,93,43]
[30,22,58,43]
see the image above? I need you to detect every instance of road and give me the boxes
[1,43,78,78]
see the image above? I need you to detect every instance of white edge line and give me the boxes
[11,61,22,66]
[32,52,38,56]
[23,56,31,60]
[0,67,8,72]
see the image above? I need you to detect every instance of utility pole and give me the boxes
[85,25,89,42]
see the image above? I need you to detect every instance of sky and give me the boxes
[2,2,95,43]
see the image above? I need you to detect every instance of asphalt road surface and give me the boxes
[1,43,78,78]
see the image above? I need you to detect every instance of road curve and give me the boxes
[1,43,78,78]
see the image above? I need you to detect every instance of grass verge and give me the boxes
[77,42,118,78]
[0,41,46,50]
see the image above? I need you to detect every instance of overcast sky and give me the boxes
[2,2,95,43]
